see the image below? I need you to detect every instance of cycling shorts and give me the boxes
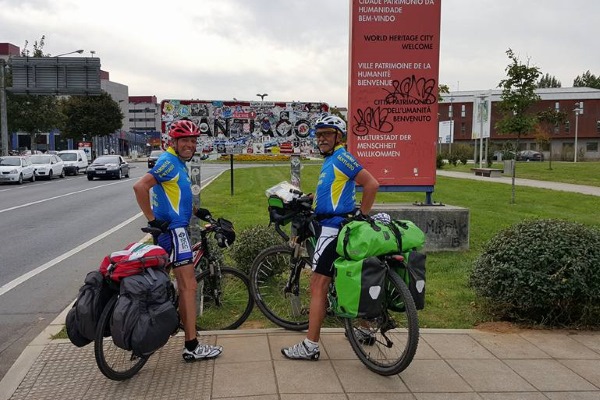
[312,226,339,278]
[157,227,194,268]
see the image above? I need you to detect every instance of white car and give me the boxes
[30,154,65,180]
[0,156,36,184]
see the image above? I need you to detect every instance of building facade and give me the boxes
[439,87,600,161]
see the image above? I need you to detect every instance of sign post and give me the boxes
[188,154,203,243]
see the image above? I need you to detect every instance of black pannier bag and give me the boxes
[110,267,179,357]
[387,251,427,311]
[66,270,113,347]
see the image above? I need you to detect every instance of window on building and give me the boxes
[565,121,570,133]
[461,105,466,118]
[587,142,599,152]
[555,102,560,111]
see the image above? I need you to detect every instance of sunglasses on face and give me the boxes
[315,129,338,138]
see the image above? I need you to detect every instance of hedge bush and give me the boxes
[228,224,285,274]
[470,219,600,327]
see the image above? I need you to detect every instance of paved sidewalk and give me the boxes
[1,305,599,400]
[436,170,600,197]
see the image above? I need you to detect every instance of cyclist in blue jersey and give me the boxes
[133,119,222,362]
[282,114,379,360]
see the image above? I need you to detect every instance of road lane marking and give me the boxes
[0,170,224,297]
[0,213,143,297]
[0,180,130,214]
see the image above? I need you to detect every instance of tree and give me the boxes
[536,108,567,170]
[6,36,64,152]
[437,83,450,102]
[573,70,600,89]
[496,48,541,204]
[537,73,561,88]
[60,91,124,141]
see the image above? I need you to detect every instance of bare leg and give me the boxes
[173,264,198,341]
[306,273,332,343]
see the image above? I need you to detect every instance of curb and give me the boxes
[0,301,73,400]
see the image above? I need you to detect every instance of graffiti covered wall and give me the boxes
[160,100,329,155]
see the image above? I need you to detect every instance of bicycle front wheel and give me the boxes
[249,245,312,331]
[344,270,419,376]
[195,266,253,330]
[94,295,149,381]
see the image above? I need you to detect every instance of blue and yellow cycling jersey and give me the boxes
[314,145,363,228]
[149,147,193,229]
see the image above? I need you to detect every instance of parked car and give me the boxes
[0,156,36,184]
[30,154,65,180]
[516,150,544,161]
[147,150,164,168]
[87,155,130,180]
[58,150,89,175]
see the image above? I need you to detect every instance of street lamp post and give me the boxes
[477,94,487,168]
[573,102,583,163]
[256,93,268,101]
[54,49,84,57]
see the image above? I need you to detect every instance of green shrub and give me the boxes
[447,153,459,166]
[470,219,600,327]
[436,153,445,169]
[228,224,285,274]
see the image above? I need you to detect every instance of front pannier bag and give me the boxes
[66,270,113,347]
[333,256,386,319]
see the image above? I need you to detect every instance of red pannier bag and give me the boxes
[99,242,170,282]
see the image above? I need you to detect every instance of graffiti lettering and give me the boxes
[425,218,468,238]
[352,106,394,137]
[383,76,437,105]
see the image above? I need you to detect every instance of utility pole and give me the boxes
[0,59,8,156]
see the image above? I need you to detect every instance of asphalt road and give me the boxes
[0,160,231,381]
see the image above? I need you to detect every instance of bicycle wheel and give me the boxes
[195,266,253,330]
[94,295,149,381]
[344,270,419,376]
[250,245,312,331]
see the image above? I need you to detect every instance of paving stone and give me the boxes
[506,359,598,391]
[400,359,472,393]
[332,359,408,393]
[448,359,536,392]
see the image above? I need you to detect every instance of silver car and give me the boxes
[0,156,36,184]
[30,154,65,180]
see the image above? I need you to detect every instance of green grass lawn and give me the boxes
[200,162,600,329]
[56,161,600,339]
[442,160,600,187]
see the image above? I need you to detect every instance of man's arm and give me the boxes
[355,168,379,215]
[133,173,159,221]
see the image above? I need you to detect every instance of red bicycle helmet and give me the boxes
[168,120,200,139]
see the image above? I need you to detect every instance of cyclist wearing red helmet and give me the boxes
[133,119,223,361]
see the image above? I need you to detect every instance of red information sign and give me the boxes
[348,0,441,189]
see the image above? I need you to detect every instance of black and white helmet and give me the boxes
[314,114,346,138]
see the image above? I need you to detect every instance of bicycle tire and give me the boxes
[249,245,312,331]
[344,269,419,376]
[94,295,149,381]
[195,266,253,330]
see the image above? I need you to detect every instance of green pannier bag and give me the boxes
[336,219,425,261]
[333,256,386,319]
[387,251,427,311]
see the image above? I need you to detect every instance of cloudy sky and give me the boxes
[1,0,598,107]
